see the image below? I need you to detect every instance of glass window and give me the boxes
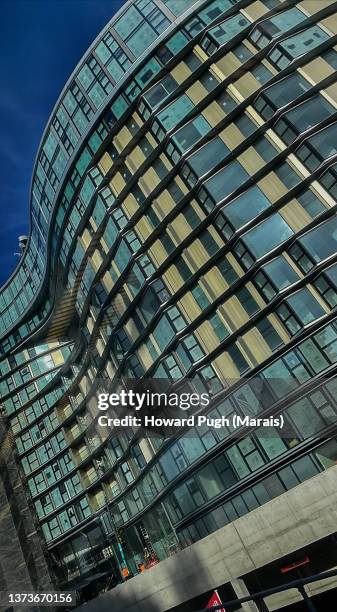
[143,74,177,109]
[251,63,273,85]
[251,8,306,50]
[275,96,335,145]
[187,137,230,179]
[285,288,325,325]
[237,287,260,316]
[262,256,299,291]
[242,214,293,259]
[300,216,337,263]
[322,48,337,70]
[287,397,326,438]
[257,318,284,351]
[298,189,325,219]
[172,115,211,153]
[255,73,310,119]
[217,91,237,114]
[163,0,197,17]
[269,26,330,70]
[222,186,270,230]
[205,161,249,204]
[236,115,257,137]
[204,14,250,49]
[292,456,319,481]
[115,2,170,55]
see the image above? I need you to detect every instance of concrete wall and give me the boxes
[0,422,55,612]
[77,465,337,612]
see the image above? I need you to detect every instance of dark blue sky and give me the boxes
[0,0,124,286]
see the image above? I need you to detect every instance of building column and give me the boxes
[230,578,261,611]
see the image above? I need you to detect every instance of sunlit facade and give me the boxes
[2,0,337,606]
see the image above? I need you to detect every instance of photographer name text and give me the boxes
[97,414,284,429]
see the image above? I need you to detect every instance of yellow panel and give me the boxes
[234,73,260,98]
[196,321,220,352]
[209,225,224,248]
[202,101,226,126]
[202,268,228,299]
[186,82,208,105]
[153,191,175,220]
[184,244,208,272]
[97,339,105,356]
[323,83,337,108]
[110,172,126,196]
[160,153,173,171]
[93,490,105,509]
[247,105,264,128]
[216,54,241,78]
[287,155,308,181]
[135,217,152,241]
[258,173,288,203]
[90,218,97,233]
[52,350,65,366]
[98,152,113,175]
[213,353,240,380]
[123,193,139,218]
[147,132,157,149]
[227,253,244,276]
[80,228,91,249]
[189,241,209,266]
[137,344,154,370]
[299,0,336,13]
[265,128,285,153]
[267,313,290,344]
[220,124,244,150]
[220,296,249,330]
[194,44,208,63]
[170,63,191,84]
[102,271,114,293]
[108,180,118,198]
[163,265,184,293]
[179,293,201,322]
[228,83,245,104]
[114,126,132,152]
[91,251,103,271]
[238,148,264,175]
[176,175,189,195]
[210,63,226,82]
[86,317,94,334]
[243,0,268,19]
[320,14,337,35]
[246,282,266,309]
[170,215,191,242]
[140,168,161,195]
[240,329,272,364]
[187,200,205,223]
[106,361,116,379]
[280,200,311,233]
[299,58,335,84]
[132,111,143,127]
[307,285,330,313]
[126,147,146,172]
[138,439,153,463]
[149,240,167,266]
[310,180,335,209]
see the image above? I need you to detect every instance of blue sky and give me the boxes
[0,0,124,286]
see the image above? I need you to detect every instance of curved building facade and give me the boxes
[3,0,337,607]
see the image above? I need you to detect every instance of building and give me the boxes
[2,0,337,609]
